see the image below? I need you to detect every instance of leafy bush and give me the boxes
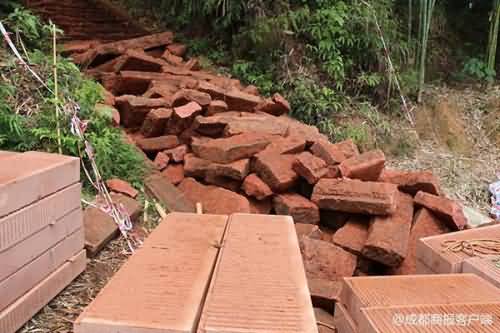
[0,9,145,190]
[459,57,496,82]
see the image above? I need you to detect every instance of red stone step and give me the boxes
[358,303,500,333]
[0,151,79,218]
[0,250,86,333]
[416,224,500,274]
[197,214,317,333]
[340,274,500,329]
[74,213,228,333]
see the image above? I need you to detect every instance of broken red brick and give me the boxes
[192,133,274,164]
[153,152,170,170]
[339,149,385,181]
[178,178,250,215]
[311,178,398,215]
[254,153,299,192]
[414,191,466,230]
[206,100,228,116]
[300,236,357,279]
[140,108,172,137]
[379,169,441,196]
[362,192,414,267]
[242,174,273,200]
[161,164,185,185]
[105,178,138,198]
[293,151,329,184]
[332,215,370,255]
[163,144,188,163]
[136,135,180,154]
[273,193,320,225]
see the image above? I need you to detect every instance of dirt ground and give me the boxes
[18,85,499,333]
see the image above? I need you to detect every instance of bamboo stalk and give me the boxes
[52,23,62,154]
[487,0,500,72]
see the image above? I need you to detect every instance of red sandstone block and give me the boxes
[332,215,370,255]
[358,303,500,333]
[75,213,227,333]
[416,224,500,274]
[203,173,241,192]
[311,139,349,165]
[274,193,320,224]
[462,256,500,289]
[136,135,180,154]
[340,274,500,329]
[308,277,342,312]
[167,43,187,57]
[161,164,185,185]
[172,89,212,108]
[242,173,273,200]
[0,208,82,281]
[391,208,450,275]
[0,183,80,253]
[164,144,188,162]
[254,153,299,192]
[0,151,80,218]
[184,153,212,178]
[198,214,317,333]
[208,158,250,181]
[248,197,273,215]
[293,151,329,184]
[153,151,170,170]
[0,228,83,310]
[295,223,323,240]
[362,192,414,267]
[105,178,138,198]
[140,108,172,137]
[0,250,86,333]
[379,169,441,196]
[115,95,169,128]
[206,100,228,116]
[311,178,398,215]
[334,303,358,333]
[339,149,385,181]
[414,191,467,230]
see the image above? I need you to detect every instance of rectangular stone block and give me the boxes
[414,191,466,230]
[463,256,500,289]
[0,151,80,217]
[0,228,84,310]
[332,216,369,255]
[198,214,318,333]
[312,178,398,215]
[0,183,81,253]
[0,208,82,281]
[416,224,500,274]
[358,303,500,333]
[334,303,358,333]
[338,149,385,181]
[0,250,86,333]
[74,213,228,333]
[340,274,500,329]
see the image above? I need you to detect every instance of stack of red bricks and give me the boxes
[0,151,86,333]
[66,32,472,306]
[334,274,500,333]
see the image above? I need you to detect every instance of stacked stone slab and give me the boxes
[335,274,500,333]
[65,32,474,310]
[75,213,317,333]
[0,150,85,333]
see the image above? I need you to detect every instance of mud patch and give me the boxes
[416,99,472,155]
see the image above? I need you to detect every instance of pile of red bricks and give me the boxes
[65,32,477,312]
[0,151,86,333]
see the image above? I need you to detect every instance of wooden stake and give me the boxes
[52,23,62,154]
[196,202,203,214]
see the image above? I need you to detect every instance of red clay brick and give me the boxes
[254,153,299,192]
[105,178,138,198]
[0,228,83,310]
[178,178,250,215]
[1,250,85,333]
[198,214,317,333]
[416,224,500,274]
[311,178,398,215]
[161,164,185,185]
[0,183,80,253]
[300,236,357,280]
[391,208,450,275]
[332,215,370,255]
[379,169,441,196]
[340,274,500,329]
[414,191,467,230]
[462,256,500,289]
[339,149,385,181]
[274,193,320,224]
[140,108,172,137]
[192,133,274,164]
[308,277,342,312]
[359,303,500,333]
[362,192,414,267]
[293,151,329,184]
[0,151,80,218]
[242,173,273,200]
[75,213,227,333]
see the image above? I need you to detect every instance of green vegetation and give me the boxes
[0,6,145,190]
